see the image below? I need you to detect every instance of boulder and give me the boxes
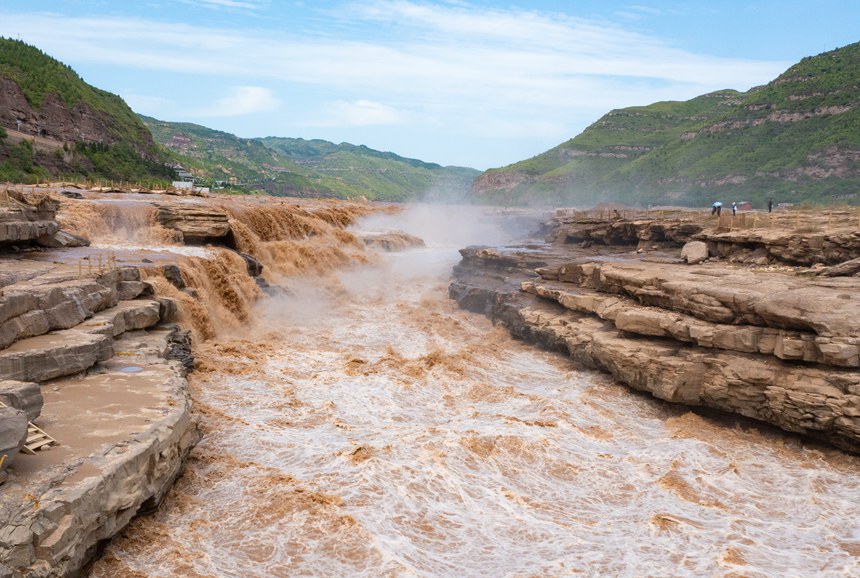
[155,204,231,242]
[0,406,28,473]
[0,380,43,421]
[161,264,186,289]
[36,230,90,248]
[239,252,264,277]
[681,240,709,264]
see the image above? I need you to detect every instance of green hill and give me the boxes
[473,42,860,207]
[0,38,172,183]
[142,118,480,201]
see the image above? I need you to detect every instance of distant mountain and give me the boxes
[141,118,480,201]
[473,42,860,207]
[0,38,172,183]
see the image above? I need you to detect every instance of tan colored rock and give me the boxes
[155,204,231,241]
[0,406,27,475]
[0,328,201,576]
[0,330,112,383]
[522,280,859,367]
[453,220,860,450]
[0,380,43,421]
[681,240,709,264]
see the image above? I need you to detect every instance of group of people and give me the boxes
[711,199,774,216]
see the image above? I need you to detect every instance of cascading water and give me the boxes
[71,199,860,577]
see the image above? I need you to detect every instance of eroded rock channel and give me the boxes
[2,191,860,577]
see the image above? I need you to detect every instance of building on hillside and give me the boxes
[172,163,194,182]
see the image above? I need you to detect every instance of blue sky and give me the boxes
[1,1,858,169]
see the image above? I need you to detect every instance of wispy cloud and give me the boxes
[315,100,407,127]
[0,2,790,164]
[191,86,281,117]
[177,0,269,10]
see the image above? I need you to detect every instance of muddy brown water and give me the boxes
[56,200,860,577]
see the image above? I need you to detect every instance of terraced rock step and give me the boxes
[0,330,112,383]
[450,214,860,453]
[0,300,164,383]
[0,265,153,350]
[0,327,200,577]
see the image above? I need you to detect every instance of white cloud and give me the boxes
[0,2,791,165]
[177,0,268,10]
[315,100,407,127]
[191,86,281,117]
[123,93,174,116]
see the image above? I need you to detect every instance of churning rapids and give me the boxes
[69,201,860,577]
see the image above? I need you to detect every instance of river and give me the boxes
[85,203,860,577]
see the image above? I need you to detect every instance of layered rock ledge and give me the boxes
[450,210,860,453]
[0,191,202,578]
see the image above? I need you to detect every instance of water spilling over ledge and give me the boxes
[2,188,860,576]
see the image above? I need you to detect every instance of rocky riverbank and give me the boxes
[0,188,201,577]
[450,208,860,453]
[0,185,377,577]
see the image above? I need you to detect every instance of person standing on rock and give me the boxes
[768,199,773,213]
[711,201,722,216]
[731,202,737,215]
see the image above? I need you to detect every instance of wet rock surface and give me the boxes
[155,203,232,243]
[451,211,860,452]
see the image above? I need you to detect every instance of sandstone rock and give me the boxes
[0,190,60,245]
[36,230,90,248]
[696,228,860,266]
[77,300,162,337]
[453,217,860,451]
[0,380,43,421]
[681,240,709,264]
[155,204,231,242]
[0,330,112,383]
[362,231,426,252]
[0,327,201,577]
[0,406,28,473]
[817,257,860,277]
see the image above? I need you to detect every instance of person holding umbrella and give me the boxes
[711,201,723,215]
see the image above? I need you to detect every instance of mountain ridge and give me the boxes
[472,42,860,207]
[141,116,479,201]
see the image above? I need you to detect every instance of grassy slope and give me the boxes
[141,117,480,201]
[0,38,170,182]
[479,42,860,207]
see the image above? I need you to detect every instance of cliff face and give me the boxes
[449,210,860,452]
[0,39,168,182]
[0,77,118,147]
[473,42,860,207]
